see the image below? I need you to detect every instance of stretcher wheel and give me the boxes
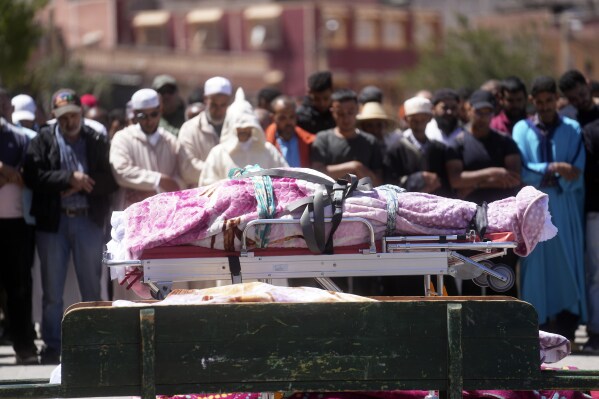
[487,263,515,293]
[472,260,494,287]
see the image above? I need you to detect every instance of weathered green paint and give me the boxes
[446,304,463,399]
[0,298,598,398]
[140,308,156,399]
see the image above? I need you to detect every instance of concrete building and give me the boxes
[38,0,442,107]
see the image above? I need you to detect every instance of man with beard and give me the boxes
[425,88,463,145]
[559,70,599,353]
[384,96,450,197]
[559,69,599,128]
[445,89,522,297]
[491,76,528,136]
[152,74,186,137]
[265,95,315,168]
[110,88,184,209]
[296,71,336,134]
[178,77,232,188]
[446,89,521,204]
[23,89,117,364]
[512,76,586,341]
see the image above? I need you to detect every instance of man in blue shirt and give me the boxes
[512,76,586,341]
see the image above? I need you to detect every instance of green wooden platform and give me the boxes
[0,297,598,399]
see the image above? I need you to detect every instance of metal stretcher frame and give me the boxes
[104,217,518,298]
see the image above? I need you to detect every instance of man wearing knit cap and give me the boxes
[384,96,450,196]
[425,88,463,145]
[110,88,184,209]
[23,88,117,364]
[178,76,232,187]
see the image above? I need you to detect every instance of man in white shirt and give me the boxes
[178,77,232,187]
[109,88,184,209]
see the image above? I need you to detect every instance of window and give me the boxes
[355,16,378,48]
[244,5,282,50]
[381,12,408,50]
[132,10,170,47]
[321,6,349,49]
[187,8,223,51]
[413,12,440,48]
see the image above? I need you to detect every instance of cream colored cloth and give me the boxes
[199,141,287,186]
[113,282,376,306]
[199,89,288,187]
[177,111,221,188]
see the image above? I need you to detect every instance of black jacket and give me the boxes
[23,124,118,232]
[296,97,336,135]
[584,119,599,213]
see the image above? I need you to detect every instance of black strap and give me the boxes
[469,202,488,240]
[227,256,242,283]
[300,188,327,253]
[323,175,372,254]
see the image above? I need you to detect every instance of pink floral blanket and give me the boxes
[107,176,556,261]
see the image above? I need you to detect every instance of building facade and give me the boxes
[39,0,442,107]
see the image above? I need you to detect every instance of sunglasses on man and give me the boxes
[135,110,160,120]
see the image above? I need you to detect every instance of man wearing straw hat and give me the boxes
[356,101,402,150]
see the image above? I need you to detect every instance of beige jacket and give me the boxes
[110,124,184,209]
[177,111,220,187]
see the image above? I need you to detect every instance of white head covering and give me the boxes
[204,76,232,97]
[220,88,265,151]
[12,94,36,123]
[404,96,433,116]
[131,88,160,110]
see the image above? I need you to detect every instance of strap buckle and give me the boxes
[332,179,348,207]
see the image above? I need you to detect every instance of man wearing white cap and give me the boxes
[383,96,450,196]
[178,76,232,187]
[11,94,38,131]
[109,88,184,209]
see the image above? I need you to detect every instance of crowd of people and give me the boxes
[1,68,598,366]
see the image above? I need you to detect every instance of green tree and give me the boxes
[401,15,555,92]
[0,0,47,89]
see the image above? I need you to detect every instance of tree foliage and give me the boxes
[401,15,555,92]
[0,0,47,88]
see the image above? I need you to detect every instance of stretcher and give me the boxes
[104,216,517,299]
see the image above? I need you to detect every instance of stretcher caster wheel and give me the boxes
[472,260,493,287]
[487,263,515,293]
